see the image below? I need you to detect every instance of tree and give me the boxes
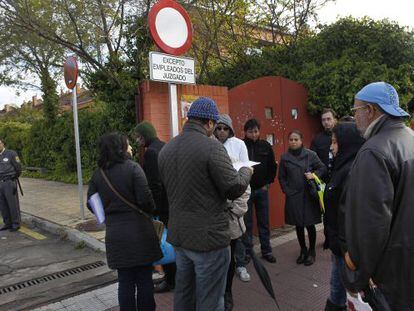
[183,0,334,84]
[210,17,414,116]
[294,18,414,115]
[0,14,64,123]
[0,0,157,127]
[253,0,334,45]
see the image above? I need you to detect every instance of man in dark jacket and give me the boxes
[133,121,175,293]
[0,138,22,231]
[134,121,168,225]
[342,82,414,310]
[310,108,337,178]
[243,119,277,263]
[159,97,252,311]
[311,108,337,249]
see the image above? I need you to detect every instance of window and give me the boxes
[291,108,298,120]
[265,107,273,119]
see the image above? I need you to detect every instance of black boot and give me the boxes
[325,299,347,311]
[224,292,233,311]
[304,249,315,266]
[296,248,308,264]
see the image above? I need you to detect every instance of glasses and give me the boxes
[216,126,230,131]
[350,105,368,115]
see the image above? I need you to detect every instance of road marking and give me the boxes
[0,219,46,240]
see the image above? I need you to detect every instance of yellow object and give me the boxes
[312,173,325,213]
[0,219,46,240]
[18,226,47,240]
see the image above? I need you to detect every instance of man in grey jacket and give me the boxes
[342,82,414,310]
[159,98,252,311]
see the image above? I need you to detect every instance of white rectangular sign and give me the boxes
[149,52,195,85]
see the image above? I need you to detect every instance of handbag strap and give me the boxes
[100,168,151,219]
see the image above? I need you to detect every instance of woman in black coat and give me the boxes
[278,130,327,266]
[324,122,365,311]
[87,132,162,311]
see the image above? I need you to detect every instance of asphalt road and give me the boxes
[0,223,116,311]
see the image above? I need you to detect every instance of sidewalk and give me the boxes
[19,177,106,247]
[19,177,332,310]
[34,231,331,311]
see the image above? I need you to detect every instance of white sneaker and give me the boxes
[152,271,165,282]
[236,267,251,282]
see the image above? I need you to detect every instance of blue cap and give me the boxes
[187,97,219,121]
[355,82,409,117]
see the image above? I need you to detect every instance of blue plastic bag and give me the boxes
[153,228,176,266]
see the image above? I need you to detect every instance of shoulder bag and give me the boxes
[100,169,164,241]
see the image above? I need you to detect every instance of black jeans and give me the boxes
[117,265,155,311]
[225,239,237,296]
[244,188,272,256]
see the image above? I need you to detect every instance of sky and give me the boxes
[1,0,414,110]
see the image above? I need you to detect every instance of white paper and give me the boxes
[232,161,260,171]
[346,293,373,311]
[88,193,105,224]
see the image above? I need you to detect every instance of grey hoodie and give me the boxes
[217,114,235,137]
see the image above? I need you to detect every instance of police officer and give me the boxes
[0,138,22,231]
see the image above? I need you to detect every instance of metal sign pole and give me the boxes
[169,83,179,137]
[72,88,85,219]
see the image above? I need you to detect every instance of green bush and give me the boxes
[24,108,114,183]
[0,121,31,164]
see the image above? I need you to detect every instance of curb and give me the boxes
[21,212,106,253]
[20,213,323,255]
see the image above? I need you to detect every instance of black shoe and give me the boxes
[154,280,171,293]
[0,225,12,231]
[325,299,347,311]
[296,248,308,264]
[9,225,20,232]
[224,292,233,311]
[304,249,315,266]
[262,254,277,263]
[323,238,330,250]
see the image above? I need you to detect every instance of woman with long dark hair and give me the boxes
[87,132,162,311]
[278,130,327,266]
[324,122,365,311]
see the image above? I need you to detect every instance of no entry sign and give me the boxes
[148,0,193,56]
[63,56,78,89]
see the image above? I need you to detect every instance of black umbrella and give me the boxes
[250,251,280,310]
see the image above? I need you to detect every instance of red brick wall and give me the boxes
[139,80,228,142]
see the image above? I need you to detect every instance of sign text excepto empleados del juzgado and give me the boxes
[149,52,195,84]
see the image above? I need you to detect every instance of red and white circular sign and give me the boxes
[63,56,78,89]
[148,0,193,56]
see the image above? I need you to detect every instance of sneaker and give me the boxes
[152,271,165,283]
[236,267,251,282]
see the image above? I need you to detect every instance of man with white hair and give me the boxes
[342,82,414,310]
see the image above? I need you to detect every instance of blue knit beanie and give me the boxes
[187,97,219,121]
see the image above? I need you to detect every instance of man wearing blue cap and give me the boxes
[341,82,414,310]
[159,97,253,311]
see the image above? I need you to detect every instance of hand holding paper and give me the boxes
[233,161,260,171]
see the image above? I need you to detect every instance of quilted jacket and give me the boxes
[158,120,252,251]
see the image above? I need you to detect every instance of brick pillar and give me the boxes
[139,80,229,142]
